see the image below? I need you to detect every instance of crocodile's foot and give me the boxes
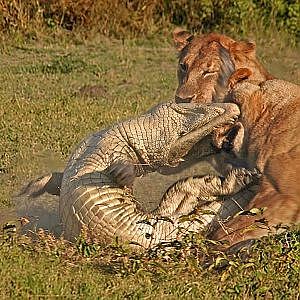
[220,167,261,195]
[190,167,261,198]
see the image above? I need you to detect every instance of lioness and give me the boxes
[173,28,274,104]
[173,29,300,247]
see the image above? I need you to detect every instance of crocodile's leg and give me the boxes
[153,168,260,217]
[168,168,261,240]
[19,172,63,197]
[139,168,261,247]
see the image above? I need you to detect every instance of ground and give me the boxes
[0,35,299,298]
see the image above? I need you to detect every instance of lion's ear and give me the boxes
[228,68,253,88]
[173,28,193,51]
[218,35,236,49]
[230,41,256,58]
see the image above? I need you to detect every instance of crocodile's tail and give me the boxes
[19,172,63,198]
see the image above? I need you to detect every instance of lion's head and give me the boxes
[173,28,274,103]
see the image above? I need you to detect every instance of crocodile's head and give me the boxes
[144,101,241,169]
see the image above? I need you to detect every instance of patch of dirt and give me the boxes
[76,84,107,98]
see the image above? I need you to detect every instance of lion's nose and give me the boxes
[175,85,192,102]
[175,94,194,103]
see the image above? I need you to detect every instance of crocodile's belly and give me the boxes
[59,170,116,240]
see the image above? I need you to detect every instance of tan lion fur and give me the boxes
[212,79,300,245]
[173,29,300,246]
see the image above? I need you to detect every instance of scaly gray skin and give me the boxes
[21,101,259,249]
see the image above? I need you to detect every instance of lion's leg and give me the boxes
[209,178,300,246]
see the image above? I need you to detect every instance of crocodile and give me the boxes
[21,101,260,249]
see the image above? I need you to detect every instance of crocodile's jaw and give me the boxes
[167,103,240,166]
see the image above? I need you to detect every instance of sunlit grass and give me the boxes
[0,37,177,207]
[0,34,299,298]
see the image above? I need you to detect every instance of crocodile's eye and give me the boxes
[179,129,188,137]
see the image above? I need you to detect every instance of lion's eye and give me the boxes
[179,62,188,73]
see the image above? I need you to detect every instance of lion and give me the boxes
[173,28,274,104]
[173,28,300,247]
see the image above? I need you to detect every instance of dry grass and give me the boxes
[0,0,162,38]
[1,223,299,298]
[0,0,299,42]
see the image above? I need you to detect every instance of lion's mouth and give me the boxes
[212,121,244,155]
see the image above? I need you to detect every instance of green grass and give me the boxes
[1,227,299,298]
[0,34,299,298]
[0,37,177,207]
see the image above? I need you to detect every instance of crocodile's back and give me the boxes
[59,129,151,243]
[59,131,115,240]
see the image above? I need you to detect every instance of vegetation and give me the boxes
[0,0,299,42]
[0,2,299,297]
[1,225,299,298]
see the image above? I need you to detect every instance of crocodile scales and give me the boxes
[22,101,259,249]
